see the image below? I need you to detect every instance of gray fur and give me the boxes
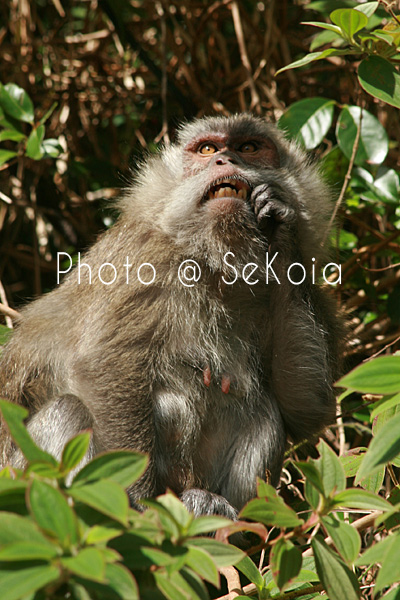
[0,114,341,516]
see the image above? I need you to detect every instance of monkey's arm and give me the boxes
[252,183,340,441]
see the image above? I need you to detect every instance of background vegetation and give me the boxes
[1,1,400,599]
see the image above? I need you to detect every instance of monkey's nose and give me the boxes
[215,152,238,165]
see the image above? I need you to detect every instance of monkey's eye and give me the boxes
[198,143,218,155]
[238,142,258,153]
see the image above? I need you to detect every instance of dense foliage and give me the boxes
[1,1,400,599]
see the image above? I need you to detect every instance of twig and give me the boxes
[0,301,20,322]
[217,581,324,599]
[0,280,20,326]
[367,334,400,360]
[322,106,363,248]
[231,1,261,112]
[156,2,170,144]
[336,403,346,456]
[219,566,243,598]
[303,511,382,557]
[271,584,324,599]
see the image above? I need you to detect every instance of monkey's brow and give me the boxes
[184,133,270,151]
[184,133,228,150]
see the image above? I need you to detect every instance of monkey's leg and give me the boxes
[218,408,286,509]
[180,488,239,519]
[8,395,97,470]
[181,402,285,518]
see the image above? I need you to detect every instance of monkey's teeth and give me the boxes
[205,177,250,201]
[209,186,247,199]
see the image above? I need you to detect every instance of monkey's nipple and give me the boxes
[203,366,232,394]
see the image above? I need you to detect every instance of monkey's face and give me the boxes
[157,116,285,268]
[129,115,298,271]
[184,131,279,219]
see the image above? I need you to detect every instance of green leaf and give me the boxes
[0,564,59,600]
[302,21,343,35]
[0,512,55,547]
[240,496,302,528]
[373,404,400,436]
[187,538,244,568]
[70,562,139,600]
[322,515,361,563]
[69,479,129,525]
[310,29,343,51]
[336,229,358,250]
[140,546,182,568]
[180,567,209,600]
[153,493,192,529]
[0,325,12,346]
[240,481,302,528]
[317,439,346,496]
[275,48,355,75]
[102,563,139,600]
[85,524,123,545]
[154,571,190,600]
[61,548,106,583]
[373,168,400,204]
[60,431,91,472]
[359,466,385,494]
[304,476,320,510]
[336,106,388,166]
[330,9,368,40]
[337,356,400,394]
[0,541,58,562]
[355,534,393,565]
[295,461,325,495]
[0,83,34,123]
[0,400,58,466]
[0,106,18,129]
[0,149,17,166]
[354,2,379,18]
[312,537,360,600]
[332,488,392,512]
[41,138,63,158]
[278,97,335,149]
[139,499,181,539]
[72,450,148,488]
[270,538,302,592]
[371,393,400,420]
[25,462,61,478]
[358,56,400,109]
[185,546,219,587]
[186,515,232,537]
[355,411,400,482]
[28,480,78,547]
[0,129,25,142]
[235,555,264,591]
[25,125,45,160]
[356,532,400,594]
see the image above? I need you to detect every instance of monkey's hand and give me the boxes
[251,184,296,236]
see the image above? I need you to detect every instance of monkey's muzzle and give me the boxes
[203,177,251,202]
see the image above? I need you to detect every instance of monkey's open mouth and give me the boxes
[204,178,251,201]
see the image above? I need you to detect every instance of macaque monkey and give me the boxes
[0,114,341,519]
